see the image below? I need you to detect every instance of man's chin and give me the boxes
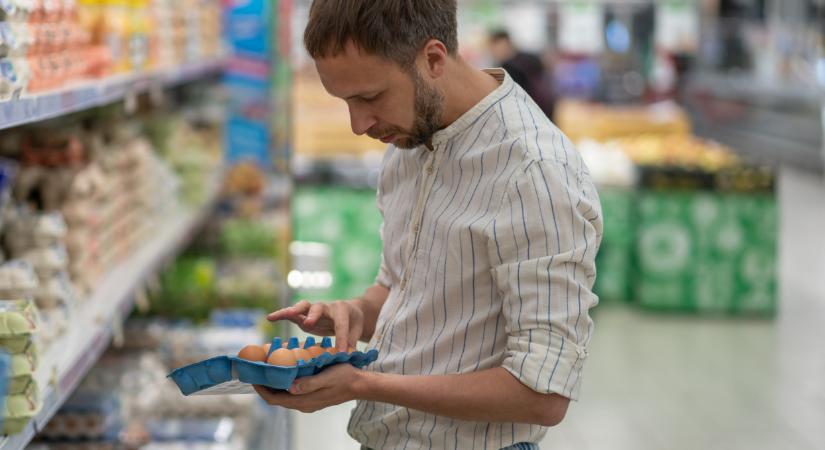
[393,136,424,150]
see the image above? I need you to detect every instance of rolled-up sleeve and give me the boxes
[487,159,603,401]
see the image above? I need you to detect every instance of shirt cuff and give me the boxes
[501,330,589,401]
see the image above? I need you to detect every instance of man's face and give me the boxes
[316,42,443,149]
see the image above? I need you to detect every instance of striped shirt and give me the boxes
[348,69,603,449]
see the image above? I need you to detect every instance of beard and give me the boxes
[368,70,444,150]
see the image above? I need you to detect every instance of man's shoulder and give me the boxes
[497,96,574,162]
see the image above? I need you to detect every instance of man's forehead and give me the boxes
[315,48,401,98]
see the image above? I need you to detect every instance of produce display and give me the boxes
[555,99,692,143]
[566,107,778,315]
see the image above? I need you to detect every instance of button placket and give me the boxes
[375,147,442,346]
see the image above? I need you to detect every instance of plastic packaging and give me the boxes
[9,344,38,377]
[0,260,39,298]
[3,379,40,435]
[0,298,39,336]
[18,244,69,277]
[0,334,34,354]
[33,273,75,309]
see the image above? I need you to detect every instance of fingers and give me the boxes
[332,301,350,352]
[349,321,363,349]
[267,300,312,322]
[303,303,326,328]
[253,385,292,406]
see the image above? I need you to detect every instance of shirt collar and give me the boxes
[430,68,513,147]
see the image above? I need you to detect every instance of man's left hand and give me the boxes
[253,363,368,413]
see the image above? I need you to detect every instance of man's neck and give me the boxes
[439,59,501,128]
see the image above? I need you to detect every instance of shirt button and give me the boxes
[413,224,420,233]
[426,165,434,174]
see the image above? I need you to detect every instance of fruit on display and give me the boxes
[614,134,741,172]
[555,99,692,143]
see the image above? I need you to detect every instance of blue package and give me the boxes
[168,337,378,396]
[225,0,272,59]
[0,351,8,431]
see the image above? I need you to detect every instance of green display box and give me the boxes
[593,187,635,303]
[292,186,383,300]
[633,191,777,315]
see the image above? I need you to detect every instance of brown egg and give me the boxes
[267,348,297,366]
[307,345,326,358]
[237,345,267,362]
[292,348,313,363]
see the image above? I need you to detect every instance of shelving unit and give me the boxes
[0,184,221,450]
[0,58,225,131]
[0,59,226,448]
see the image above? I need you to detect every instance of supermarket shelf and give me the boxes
[0,187,221,450]
[0,58,225,131]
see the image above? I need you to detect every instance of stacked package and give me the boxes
[0,261,42,435]
[0,0,110,96]
[150,0,222,68]
[2,209,75,346]
[79,0,222,74]
[10,120,175,296]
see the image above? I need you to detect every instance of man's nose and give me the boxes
[348,104,377,136]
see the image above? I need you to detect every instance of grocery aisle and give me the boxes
[292,166,825,449]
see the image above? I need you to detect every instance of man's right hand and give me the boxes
[267,300,365,353]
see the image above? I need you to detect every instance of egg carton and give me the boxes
[0,298,39,337]
[169,337,378,396]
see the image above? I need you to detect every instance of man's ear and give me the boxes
[418,39,448,80]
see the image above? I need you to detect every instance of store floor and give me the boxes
[291,167,825,450]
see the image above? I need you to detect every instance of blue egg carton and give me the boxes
[168,337,378,396]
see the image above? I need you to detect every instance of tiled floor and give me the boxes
[290,167,825,450]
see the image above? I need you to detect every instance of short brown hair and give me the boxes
[304,0,458,68]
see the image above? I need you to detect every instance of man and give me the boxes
[488,29,556,121]
[258,2,602,449]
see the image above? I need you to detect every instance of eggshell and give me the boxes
[261,343,271,354]
[267,348,297,366]
[307,345,326,358]
[237,345,267,362]
[292,348,313,363]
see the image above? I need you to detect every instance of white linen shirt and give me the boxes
[348,69,603,450]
